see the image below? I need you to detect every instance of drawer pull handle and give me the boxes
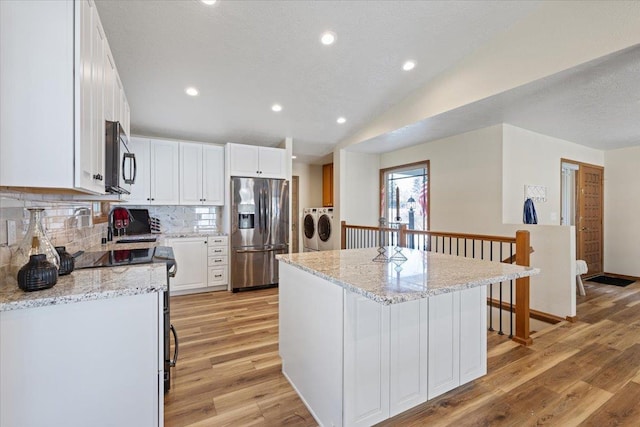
[214,274,223,278]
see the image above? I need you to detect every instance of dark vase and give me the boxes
[17,254,58,292]
[55,246,74,276]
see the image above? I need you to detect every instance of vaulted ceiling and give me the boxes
[96,1,640,163]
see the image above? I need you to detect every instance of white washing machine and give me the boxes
[316,207,334,251]
[303,208,318,251]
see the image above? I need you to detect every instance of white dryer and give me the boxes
[303,208,318,251]
[317,207,334,251]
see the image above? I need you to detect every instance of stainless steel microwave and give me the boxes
[105,121,136,194]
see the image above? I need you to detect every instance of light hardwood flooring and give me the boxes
[165,279,640,427]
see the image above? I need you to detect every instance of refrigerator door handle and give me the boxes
[235,247,281,254]
[257,188,262,234]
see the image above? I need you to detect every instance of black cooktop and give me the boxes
[75,246,175,270]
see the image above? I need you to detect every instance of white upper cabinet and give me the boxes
[0,0,129,194]
[150,140,180,205]
[227,143,287,179]
[124,137,151,204]
[124,138,179,205]
[180,143,225,205]
[202,145,225,205]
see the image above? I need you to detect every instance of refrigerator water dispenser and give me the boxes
[239,213,254,229]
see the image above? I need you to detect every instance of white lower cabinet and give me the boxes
[167,236,228,294]
[389,298,428,416]
[344,293,390,427]
[343,287,486,426]
[166,237,208,292]
[0,293,162,427]
[344,294,428,426]
[207,237,228,288]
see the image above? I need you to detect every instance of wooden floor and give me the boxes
[165,278,640,427]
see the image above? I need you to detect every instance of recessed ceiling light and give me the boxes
[291,155,297,159]
[185,87,199,96]
[320,31,337,45]
[200,0,217,5]
[337,117,346,124]
[402,60,416,71]
[271,104,282,112]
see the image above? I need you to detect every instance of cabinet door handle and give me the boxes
[214,274,223,278]
[169,324,179,367]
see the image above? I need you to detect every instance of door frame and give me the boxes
[292,175,299,253]
[560,158,604,277]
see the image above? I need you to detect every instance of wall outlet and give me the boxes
[7,220,17,245]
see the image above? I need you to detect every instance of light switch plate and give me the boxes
[7,220,17,245]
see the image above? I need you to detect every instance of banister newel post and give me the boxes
[513,230,532,346]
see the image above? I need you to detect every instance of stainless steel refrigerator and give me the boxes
[230,177,289,291]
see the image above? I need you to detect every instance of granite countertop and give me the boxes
[0,263,167,312]
[277,247,540,305]
[163,231,227,239]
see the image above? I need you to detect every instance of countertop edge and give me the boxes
[278,255,540,305]
[0,284,166,312]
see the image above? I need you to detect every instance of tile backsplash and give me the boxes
[1,193,223,277]
[128,205,222,234]
[0,196,106,276]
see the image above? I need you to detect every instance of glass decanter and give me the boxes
[10,208,60,277]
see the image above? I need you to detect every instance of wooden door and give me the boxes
[577,164,604,275]
[292,176,299,253]
[322,163,334,207]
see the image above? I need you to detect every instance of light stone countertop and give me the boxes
[163,231,227,239]
[277,247,540,305]
[0,263,167,312]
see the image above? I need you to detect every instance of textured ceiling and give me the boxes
[352,45,640,154]
[95,0,542,162]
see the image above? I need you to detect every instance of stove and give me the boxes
[74,246,175,271]
[74,246,178,393]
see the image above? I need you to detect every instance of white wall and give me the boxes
[604,146,640,276]
[502,125,604,225]
[339,150,380,228]
[503,224,576,318]
[380,125,504,234]
[292,161,322,252]
[352,124,579,318]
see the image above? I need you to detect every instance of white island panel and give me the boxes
[279,262,344,427]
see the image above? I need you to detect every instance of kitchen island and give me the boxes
[277,247,540,427]
[0,254,167,427]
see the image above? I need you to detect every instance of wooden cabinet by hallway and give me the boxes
[323,163,334,207]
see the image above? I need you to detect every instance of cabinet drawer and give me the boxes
[208,267,228,285]
[208,256,228,267]
[207,236,228,246]
[208,246,228,256]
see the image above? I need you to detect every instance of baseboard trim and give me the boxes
[486,298,563,325]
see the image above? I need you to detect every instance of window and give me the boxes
[379,161,429,230]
